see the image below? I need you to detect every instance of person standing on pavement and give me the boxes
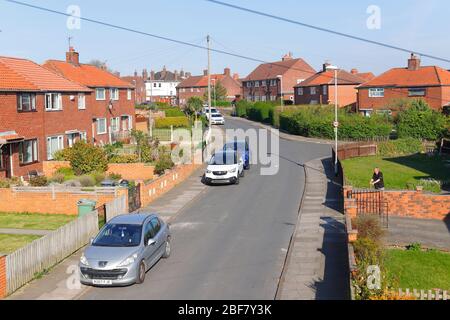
[370,167,385,191]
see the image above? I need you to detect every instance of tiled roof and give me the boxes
[177,74,227,88]
[358,66,450,88]
[295,69,366,87]
[0,56,91,92]
[244,58,316,81]
[356,72,375,82]
[43,60,134,89]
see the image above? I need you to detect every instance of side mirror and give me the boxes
[147,239,156,246]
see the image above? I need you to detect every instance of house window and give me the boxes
[369,88,385,98]
[110,88,119,101]
[127,89,132,100]
[270,95,277,101]
[310,100,319,105]
[255,81,260,88]
[297,88,304,95]
[46,136,64,160]
[96,88,106,100]
[45,93,62,111]
[408,88,426,97]
[17,93,36,112]
[96,118,107,135]
[310,87,317,95]
[78,93,86,110]
[19,139,38,164]
[323,85,328,95]
[270,80,277,87]
[111,117,120,132]
[255,96,260,102]
[261,95,267,102]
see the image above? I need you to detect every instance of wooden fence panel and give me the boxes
[5,211,99,295]
[105,195,128,222]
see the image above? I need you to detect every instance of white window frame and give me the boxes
[110,88,119,101]
[310,87,317,95]
[19,139,38,164]
[96,118,107,135]
[78,93,86,110]
[17,93,36,112]
[255,81,260,88]
[127,89,132,100]
[323,85,328,95]
[297,88,304,95]
[111,117,120,133]
[45,93,63,111]
[408,88,426,97]
[96,88,106,101]
[369,88,385,98]
[46,136,64,160]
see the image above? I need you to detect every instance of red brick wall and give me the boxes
[0,255,6,299]
[294,84,359,107]
[357,86,445,112]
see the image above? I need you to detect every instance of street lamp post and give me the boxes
[326,65,339,176]
[212,78,216,108]
[277,75,284,112]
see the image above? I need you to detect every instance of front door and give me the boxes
[1,145,12,178]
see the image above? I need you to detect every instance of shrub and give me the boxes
[0,178,21,188]
[396,100,448,141]
[109,154,139,164]
[164,108,185,117]
[67,141,108,175]
[247,102,275,123]
[108,173,122,181]
[53,148,74,161]
[78,175,96,187]
[406,243,422,252]
[235,100,250,118]
[378,138,425,156]
[29,176,48,187]
[50,173,65,184]
[154,154,175,175]
[56,167,75,177]
[91,172,105,186]
[353,215,385,243]
[155,117,190,129]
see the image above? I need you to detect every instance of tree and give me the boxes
[185,97,203,121]
[203,81,227,102]
[88,59,116,74]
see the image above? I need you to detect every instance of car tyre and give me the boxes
[136,261,146,284]
[240,169,245,178]
[234,175,240,185]
[162,239,171,259]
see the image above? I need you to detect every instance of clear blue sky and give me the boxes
[0,0,449,77]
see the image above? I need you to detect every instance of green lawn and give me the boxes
[385,249,450,291]
[342,154,450,193]
[0,234,42,254]
[0,212,76,231]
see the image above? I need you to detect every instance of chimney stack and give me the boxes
[203,69,208,76]
[323,62,331,72]
[282,52,293,61]
[180,69,185,78]
[66,46,80,66]
[174,70,179,81]
[150,70,155,80]
[142,69,148,80]
[224,68,231,76]
[408,53,421,71]
[134,70,138,77]
[233,73,240,80]
[351,68,359,75]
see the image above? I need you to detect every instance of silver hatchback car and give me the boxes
[79,213,171,287]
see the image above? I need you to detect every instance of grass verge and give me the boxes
[0,234,42,254]
[0,212,76,231]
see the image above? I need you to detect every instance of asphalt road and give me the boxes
[80,118,331,300]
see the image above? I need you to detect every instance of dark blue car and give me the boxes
[223,140,251,170]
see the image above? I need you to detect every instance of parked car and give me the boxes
[223,140,251,170]
[204,150,244,185]
[210,113,225,125]
[79,213,171,287]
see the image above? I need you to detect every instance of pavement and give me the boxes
[386,216,450,251]
[277,157,350,300]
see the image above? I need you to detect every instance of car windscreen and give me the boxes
[212,114,222,118]
[209,152,237,165]
[224,142,246,153]
[93,224,142,247]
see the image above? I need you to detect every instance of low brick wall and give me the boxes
[42,161,71,176]
[140,163,201,207]
[0,255,6,299]
[0,188,127,215]
[107,163,155,181]
[343,186,450,221]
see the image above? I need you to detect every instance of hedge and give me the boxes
[164,108,185,117]
[279,106,393,140]
[377,138,425,156]
[155,116,190,129]
[235,100,251,118]
[247,102,275,123]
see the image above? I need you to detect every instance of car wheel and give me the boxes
[240,169,245,178]
[136,261,146,284]
[234,175,240,185]
[162,239,171,259]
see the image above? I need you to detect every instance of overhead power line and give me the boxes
[205,0,450,64]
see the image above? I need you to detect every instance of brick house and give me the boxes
[121,70,147,105]
[43,47,136,144]
[294,63,369,107]
[357,54,450,116]
[0,56,91,179]
[242,53,316,104]
[177,68,241,105]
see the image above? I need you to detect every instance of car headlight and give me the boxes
[80,254,89,266]
[229,168,237,173]
[206,170,212,174]
[118,254,138,267]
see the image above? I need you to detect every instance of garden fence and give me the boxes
[5,211,99,295]
[391,288,448,300]
[105,194,128,222]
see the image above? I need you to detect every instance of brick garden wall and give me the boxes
[0,188,127,215]
[0,255,6,299]
[42,161,71,177]
[107,163,155,181]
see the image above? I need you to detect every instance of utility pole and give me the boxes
[207,35,212,129]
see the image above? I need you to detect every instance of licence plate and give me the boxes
[93,279,113,285]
